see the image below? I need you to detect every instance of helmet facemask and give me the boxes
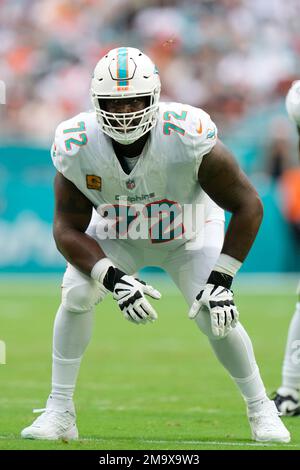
[92,92,159,145]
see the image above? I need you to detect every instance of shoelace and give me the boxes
[33,408,46,413]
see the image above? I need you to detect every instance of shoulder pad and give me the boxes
[51,112,96,175]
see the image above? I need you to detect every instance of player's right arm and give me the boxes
[54,171,161,323]
[53,171,106,276]
[52,114,161,324]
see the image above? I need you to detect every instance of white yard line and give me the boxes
[0,435,297,448]
[80,438,299,448]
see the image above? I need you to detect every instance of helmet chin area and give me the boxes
[95,102,159,144]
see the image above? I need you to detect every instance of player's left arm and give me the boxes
[189,139,263,337]
[198,139,263,262]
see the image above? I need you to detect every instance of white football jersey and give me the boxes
[51,102,224,250]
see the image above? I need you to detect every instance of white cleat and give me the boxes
[248,400,291,443]
[21,396,78,441]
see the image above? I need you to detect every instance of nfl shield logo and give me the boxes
[126,179,135,190]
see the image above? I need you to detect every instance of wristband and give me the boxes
[102,266,126,292]
[214,253,242,277]
[90,258,115,284]
[207,270,233,289]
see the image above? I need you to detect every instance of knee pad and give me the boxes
[62,280,107,313]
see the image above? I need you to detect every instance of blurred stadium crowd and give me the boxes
[1,0,300,143]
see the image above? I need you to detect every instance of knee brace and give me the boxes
[62,279,107,313]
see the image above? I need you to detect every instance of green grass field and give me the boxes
[0,276,300,450]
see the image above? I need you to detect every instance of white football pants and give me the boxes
[53,213,267,408]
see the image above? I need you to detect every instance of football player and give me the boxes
[21,47,290,442]
[274,80,300,416]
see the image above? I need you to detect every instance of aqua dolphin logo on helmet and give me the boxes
[90,47,161,145]
[111,47,135,91]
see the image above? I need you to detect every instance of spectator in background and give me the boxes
[280,166,300,244]
[1,0,300,144]
[266,119,293,181]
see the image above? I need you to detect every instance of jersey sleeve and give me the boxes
[158,103,218,181]
[50,115,86,183]
[189,107,218,178]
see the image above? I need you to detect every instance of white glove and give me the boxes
[91,259,161,325]
[286,80,300,125]
[189,284,239,337]
[113,274,161,324]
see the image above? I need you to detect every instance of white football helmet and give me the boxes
[91,47,161,144]
[286,80,300,125]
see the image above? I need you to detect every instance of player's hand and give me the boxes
[112,274,161,324]
[91,260,161,324]
[286,80,300,125]
[189,284,239,337]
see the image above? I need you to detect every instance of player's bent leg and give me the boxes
[193,309,291,442]
[206,321,290,442]
[21,265,108,440]
[165,220,290,443]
